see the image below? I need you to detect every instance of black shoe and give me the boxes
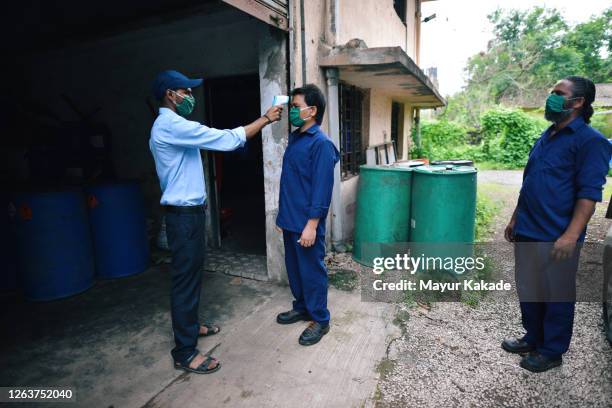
[501,337,535,354]
[298,322,330,346]
[520,352,562,373]
[276,309,309,325]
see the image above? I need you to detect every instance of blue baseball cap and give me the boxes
[152,70,203,100]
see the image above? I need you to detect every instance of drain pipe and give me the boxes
[300,0,307,84]
[331,0,340,44]
[326,67,344,249]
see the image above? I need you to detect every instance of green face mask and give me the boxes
[544,93,577,123]
[172,91,196,117]
[289,106,312,128]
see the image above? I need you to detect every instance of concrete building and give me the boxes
[3,0,444,283]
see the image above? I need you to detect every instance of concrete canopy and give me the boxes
[319,46,446,108]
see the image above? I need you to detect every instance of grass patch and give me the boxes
[375,358,397,381]
[328,269,359,291]
[475,191,499,241]
[392,308,411,335]
[604,179,612,200]
[459,247,495,307]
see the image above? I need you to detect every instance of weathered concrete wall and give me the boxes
[337,0,407,51]
[258,26,290,283]
[304,0,330,126]
[406,0,418,61]
[367,89,393,147]
[288,0,332,132]
[366,91,414,160]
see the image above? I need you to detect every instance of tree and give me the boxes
[563,8,612,83]
[441,6,612,127]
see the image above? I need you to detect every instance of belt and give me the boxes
[164,204,207,214]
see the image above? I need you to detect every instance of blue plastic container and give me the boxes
[0,194,18,293]
[86,182,149,279]
[11,190,95,301]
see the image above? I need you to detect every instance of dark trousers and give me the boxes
[514,234,579,358]
[165,210,206,364]
[283,230,330,325]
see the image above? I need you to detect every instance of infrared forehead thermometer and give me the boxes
[272,95,289,106]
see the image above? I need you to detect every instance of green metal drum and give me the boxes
[353,165,413,266]
[409,165,477,274]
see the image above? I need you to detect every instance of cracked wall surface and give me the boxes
[259,26,289,283]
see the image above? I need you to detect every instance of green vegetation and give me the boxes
[375,358,397,382]
[459,248,497,307]
[480,109,548,167]
[604,180,612,200]
[414,7,612,169]
[475,191,498,241]
[591,111,612,138]
[444,6,611,127]
[412,108,547,168]
[328,269,359,291]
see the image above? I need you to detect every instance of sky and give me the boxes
[420,0,610,96]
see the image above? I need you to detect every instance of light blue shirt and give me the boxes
[149,107,246,206]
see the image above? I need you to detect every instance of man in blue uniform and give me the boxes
[275,84,340,346]
[503,76,612,372]
[150,70,281,374]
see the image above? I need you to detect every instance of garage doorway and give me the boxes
[204,74,266,257]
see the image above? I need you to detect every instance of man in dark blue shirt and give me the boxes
[275,84,340,346]
[503,76,612,372]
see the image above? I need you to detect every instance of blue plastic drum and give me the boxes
[1,194,18,293]
[10,190,95,301]
[86,182,149,279]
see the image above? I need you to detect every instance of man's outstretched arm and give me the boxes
[158,106,283,150]
[244,106,283,139]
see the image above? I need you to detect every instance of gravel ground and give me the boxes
[374,170,612,408]
[476,169,524,186]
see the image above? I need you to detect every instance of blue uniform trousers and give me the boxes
[283,230,330,325]
[515,234,578,358]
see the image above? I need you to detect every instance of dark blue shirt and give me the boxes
[276,124,340,236]
[515,116,612,242]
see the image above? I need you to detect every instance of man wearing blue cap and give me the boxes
[150,70,282,374]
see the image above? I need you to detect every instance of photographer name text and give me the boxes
[372,279,512,292]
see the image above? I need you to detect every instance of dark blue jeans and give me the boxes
[165,210,206,365]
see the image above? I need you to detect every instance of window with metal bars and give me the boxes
[339,83,365,179]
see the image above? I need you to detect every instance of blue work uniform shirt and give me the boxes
[149,107,246,206]
[276,124,340,237]
[515,116,612,242]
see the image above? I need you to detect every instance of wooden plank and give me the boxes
[222,0,288,31]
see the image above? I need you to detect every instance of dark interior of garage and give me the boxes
[205,75,267,255]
